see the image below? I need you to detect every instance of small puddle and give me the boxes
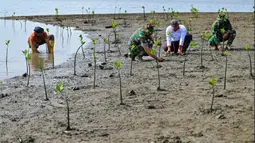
[0,19,90,81]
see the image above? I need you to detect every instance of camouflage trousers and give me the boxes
[128,41,153,60]
[209,30,236,47]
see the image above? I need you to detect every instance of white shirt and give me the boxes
[166,25,186,47]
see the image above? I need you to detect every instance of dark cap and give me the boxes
[34,26,44,34]
[170,19,179,27]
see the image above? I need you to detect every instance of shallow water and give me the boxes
[0,0,253,17]
[0,20,90,80]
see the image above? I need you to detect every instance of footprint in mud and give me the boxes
[0,93,11,99]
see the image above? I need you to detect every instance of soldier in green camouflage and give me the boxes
[128,23,164,62]
[209,13,236,51]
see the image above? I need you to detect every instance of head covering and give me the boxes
[170,19,179,27]
[216,13,227,21]
[34,26,44,34]
[146,23,155,35]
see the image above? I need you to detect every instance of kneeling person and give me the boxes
[28,26,55,53]
[164,19,192,56]
[128,23,164,62]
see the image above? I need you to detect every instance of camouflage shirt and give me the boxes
[129,27,153,47]
[211,18,233,36]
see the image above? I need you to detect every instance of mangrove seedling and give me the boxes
[130,45,135,76]
[103,38,108,63]
[170,8,179,19]
[22,50,31,86]
[220,28,226,55]
[91,38,97,89]
[151,41,162,90]
[79,34,86,59]
[113,61,124,105]
[209,76,216,112]
[111,19,119,43]
[82,7,84,16]
[223,50,229,90]
[244,45,253,77]
[12,12,15,17]
[205,32,214,60]
[55,80,71,131]
[200,32,206,68]
[162,6,166,20]
[142,6,146,20]
[151,10,156,20]
[123,10,127,27]
[5,40,10,66]
[114,6,117,19]
[118,7,121,19]
[190,4,199,18]
[188,18,193,33]
[55,8,58,16]
[37,60,49,101]
[74,35,86,75]
[107,33,111,51]
[91,10,95,25]
[183,41,198,76]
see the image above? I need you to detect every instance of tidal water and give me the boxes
[0,20,89,80]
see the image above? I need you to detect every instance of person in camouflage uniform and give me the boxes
[209,13,236,51]
[128,23,164,62]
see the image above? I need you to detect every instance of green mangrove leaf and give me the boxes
[92,38,96,45]
[244,45,249,51]
[113,61,121,69]
[55,80,64,93]
[209,77,216,86]
[5,40,10,46]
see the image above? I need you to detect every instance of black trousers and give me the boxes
[164,34,192,53]
[29,35,54,48]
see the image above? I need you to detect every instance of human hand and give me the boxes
[217,45,222,51]
[157,57,165,62]
[177,45,183,55]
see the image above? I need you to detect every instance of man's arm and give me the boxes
[179,26,187,46]
[141,41,164,62]
[45,38,52,53]
[166,26,172,47]
[30,41,40,53]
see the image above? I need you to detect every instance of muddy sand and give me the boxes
[0,12,254,143]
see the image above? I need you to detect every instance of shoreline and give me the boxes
[0,12,252,19]
[0,12,254,142]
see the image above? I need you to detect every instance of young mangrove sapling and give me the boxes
[200,32,206,68]
[103,38,108,63]
[190,4,199,18]
[113,61,124,105]
[209,76,216,112]
[22,50,31,86]
[55,80,71,131]
[223,50,229,90]
[5,40,10,66]
[244,45,253,77]
[92,38,97,89]
[142,6,146,21]
[74,35,86,75]
[37,60,49,101]
[118,7,121,19]
[130,45,135,76]
[111,19,119,43]
[220,28,226,56]
[151,41,161,90]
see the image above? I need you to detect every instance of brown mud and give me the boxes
[0,12,254,143]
